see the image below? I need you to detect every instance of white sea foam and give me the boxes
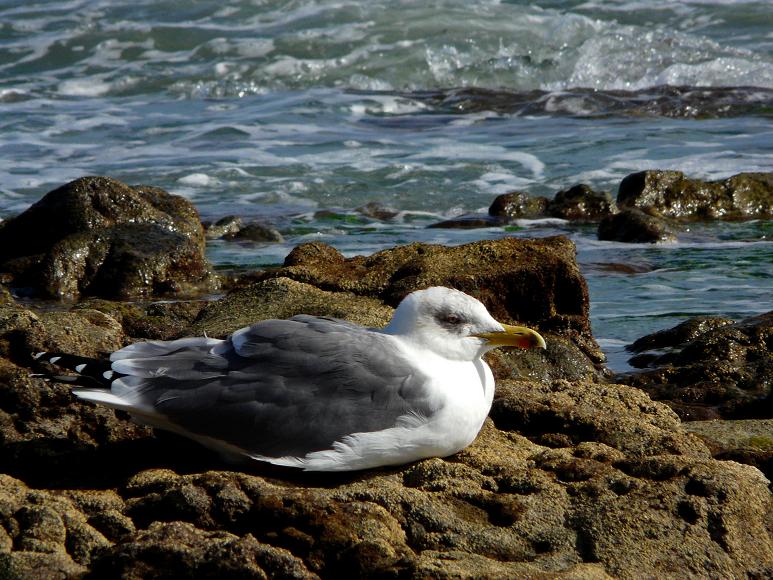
[177,173,218,187]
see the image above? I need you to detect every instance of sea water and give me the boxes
[1,0,771,370]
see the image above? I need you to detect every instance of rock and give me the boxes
[615,312,773,420]
[617,170,772,219]
[627,316,734,353]
[0,176,217,299]
[206,216,285,243]
[224,222,284,243]
[547,184,617,221]
[0,303,125,363]
[488,191,549,220]
[90,521,315,579]
[426,214,505,229]
[5,379,771,578]
[683,419,773,483]
[74,298,208,341]
[204,215,243,239]
[258,237,604,369]
[2,301,773,579]
[356,202,399,221]
[597,208,677,243]
[188,277,393,339]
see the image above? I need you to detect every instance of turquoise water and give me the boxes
[1,0,771,370]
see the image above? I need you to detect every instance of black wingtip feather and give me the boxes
[33,352,121,388]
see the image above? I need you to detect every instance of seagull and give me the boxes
[34,287,545,471]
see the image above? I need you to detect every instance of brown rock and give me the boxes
[187,277,394,339]
[267,237,601,365]
[617,170,772,219]
[683,419,773,483]
[0,176,217,299]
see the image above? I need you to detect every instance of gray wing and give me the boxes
[109,315,437,458]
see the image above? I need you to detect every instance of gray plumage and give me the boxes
[105,315,435,458]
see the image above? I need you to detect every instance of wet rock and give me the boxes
[204,215,243,239]
[426,214,505,229]
[615,312,773,420]
[488,191,549,220]
[627,316,734,353]
[683,419,773,483]
[617,170,772,219]
[597,208,677,243]
[0,176,217,299]
[547,184,617,221]
[356,201,399,221]
[206,216,284,242]
[225,222,284,243]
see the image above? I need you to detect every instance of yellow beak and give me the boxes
[475,324,547,349]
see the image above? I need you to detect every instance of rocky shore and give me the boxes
[0,177,771,578]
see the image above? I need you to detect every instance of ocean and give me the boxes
[1,0,771,370]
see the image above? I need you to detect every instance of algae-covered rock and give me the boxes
[0,176,217,299]
[617,170,772,219]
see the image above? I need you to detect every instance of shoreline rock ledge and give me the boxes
[0,182,770,578]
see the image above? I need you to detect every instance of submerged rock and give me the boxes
[617,170,772,219]
[598,207,677,243]
[0,176,217,300]
[616,312,773,421]
[426,214,505,229]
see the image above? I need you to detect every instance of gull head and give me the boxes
[382,287,546,361]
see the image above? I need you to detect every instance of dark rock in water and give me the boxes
[206,215,284,242]
[488,191,549,220]
[426,214,505,229]
[617,170,772,219]
[627,316,734,353]
[0,176,217,299]
[356,201,399,220]
[547,184,616,221]
[683,419,773,484]
[598,208,677,243]
[223,222,284,243]
[204,215,243,239]
[615,312,773,421]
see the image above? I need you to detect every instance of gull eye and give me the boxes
[444,314,462,325]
